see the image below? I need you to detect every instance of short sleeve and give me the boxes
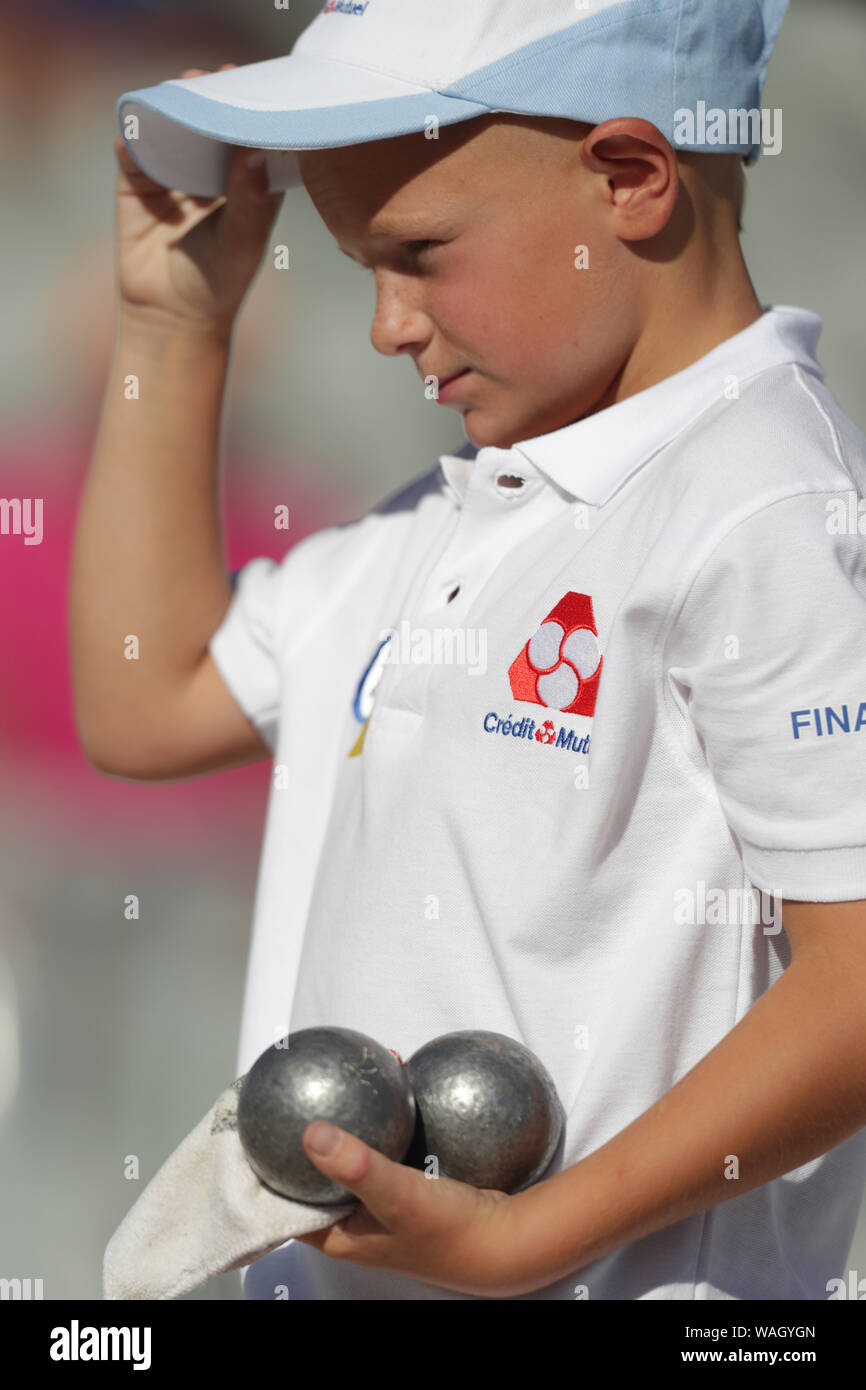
[663,490,866,900]
[208,556,285,754]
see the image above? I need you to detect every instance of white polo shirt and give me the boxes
[209,305,866,1301]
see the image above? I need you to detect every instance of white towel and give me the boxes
[103,1073,357,1300]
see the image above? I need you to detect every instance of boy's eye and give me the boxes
[403,239,438,257]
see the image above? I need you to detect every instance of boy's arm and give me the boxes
[69,114,283,780]
[70,315,257,778]
[501,896,866,1296]
[292,897,866,1299]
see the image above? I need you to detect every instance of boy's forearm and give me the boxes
[501,954,866,1296]
[69,310,235,762]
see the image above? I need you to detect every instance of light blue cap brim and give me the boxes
[116,86,492,198]
[116,0,789,197]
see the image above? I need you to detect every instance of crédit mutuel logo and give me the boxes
[323,0,371,14]
[486,592,602,756]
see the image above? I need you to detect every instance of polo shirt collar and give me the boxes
[438,305,824,507]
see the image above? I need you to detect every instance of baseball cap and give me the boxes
[117,0,789,199]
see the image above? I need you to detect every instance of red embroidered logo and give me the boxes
[509,592,602,717]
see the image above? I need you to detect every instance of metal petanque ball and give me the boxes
[237,1026,416,1205]
[404,1030,564,1194]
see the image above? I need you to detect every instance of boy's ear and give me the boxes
[579,118,679,242]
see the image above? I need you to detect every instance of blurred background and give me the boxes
[0,0,864,1300]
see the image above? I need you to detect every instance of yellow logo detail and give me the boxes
[348,718,370,758]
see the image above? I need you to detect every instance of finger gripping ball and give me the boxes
[404,1030,564,1193]
[237,1026,416,1205]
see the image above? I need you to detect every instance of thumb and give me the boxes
[218,146,284,255]
[302,1121,428,1232]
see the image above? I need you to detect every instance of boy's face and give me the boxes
[297,114,639,450]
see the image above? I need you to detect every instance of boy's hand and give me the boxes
[115,65,284,335]
[292,1120,522,1298]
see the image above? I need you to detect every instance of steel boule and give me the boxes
[404,1030,564,1193]
[237,1026,416,1205]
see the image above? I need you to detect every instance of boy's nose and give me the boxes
[369,271,431,357]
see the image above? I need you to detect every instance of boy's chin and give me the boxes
[462,407,536,453]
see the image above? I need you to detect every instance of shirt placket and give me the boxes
[370,450,555,723]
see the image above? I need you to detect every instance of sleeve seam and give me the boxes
[660,485,857,656]
[654,485,861,777]
[791,364,846,474]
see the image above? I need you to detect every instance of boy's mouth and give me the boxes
[437,368,472,401]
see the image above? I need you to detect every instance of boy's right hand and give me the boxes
[115,65,285,336]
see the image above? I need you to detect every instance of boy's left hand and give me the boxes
[292,1120,519,1297]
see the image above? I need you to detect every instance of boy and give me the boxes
[72,0,866,1299]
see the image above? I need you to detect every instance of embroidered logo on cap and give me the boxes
[508,592,603,716]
